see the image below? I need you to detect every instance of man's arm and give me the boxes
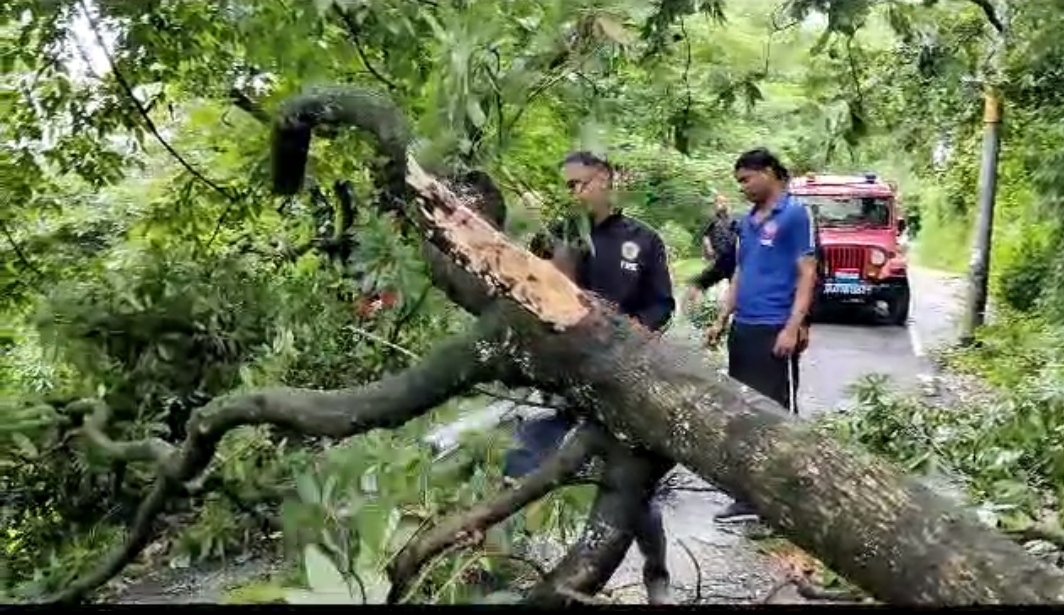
[634,233,676,331]
[784,206,818,332]
[688,265,717,291]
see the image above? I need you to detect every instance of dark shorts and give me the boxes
[727,321,801,414]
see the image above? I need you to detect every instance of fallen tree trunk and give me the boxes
[266,86,1064,604]
[49,85,1064,605]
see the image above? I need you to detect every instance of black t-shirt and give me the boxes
[701,212,738,258]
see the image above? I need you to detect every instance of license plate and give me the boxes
[824,281,871,296]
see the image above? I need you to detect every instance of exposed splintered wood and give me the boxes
[268,85,1064,604]
[404,155,591,330]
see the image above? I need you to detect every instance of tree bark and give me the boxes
[501,309,1064,604]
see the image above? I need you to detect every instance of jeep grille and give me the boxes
[825,245,867,273]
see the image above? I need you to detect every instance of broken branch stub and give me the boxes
[53,83,1064,606]
[402,155,590,330]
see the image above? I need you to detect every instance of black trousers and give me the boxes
[727,322,800,414]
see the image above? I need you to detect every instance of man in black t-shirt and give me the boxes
[684,192,739,310]
[511,151,676,605]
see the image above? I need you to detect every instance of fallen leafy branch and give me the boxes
[387,422,608,601]
[43,323,504,604]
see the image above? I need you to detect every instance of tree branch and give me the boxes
[43,321,506,604]
[77,0,239,207]
[270,87,591,324]
[386,422,610,601]
[332,6,401,92]
[968,0,1005,34]
[0,218,44,280]
[524,441,673,606]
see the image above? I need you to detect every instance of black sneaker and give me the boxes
[714,500,759,523]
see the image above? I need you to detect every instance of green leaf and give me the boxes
[303,544,351,596]
[355,567,391,604]
[465,99,487,128]
[524,500,547,532]
[295,472,320,505]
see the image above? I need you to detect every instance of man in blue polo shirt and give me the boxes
[704,148,817,522]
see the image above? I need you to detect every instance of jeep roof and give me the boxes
[789,173,896,199]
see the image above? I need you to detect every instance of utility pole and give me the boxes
[960,0,1008,346]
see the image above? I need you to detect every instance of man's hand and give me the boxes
[702,237,715,261]
[683,286,702,313]
[773,323,800,357]
[704,317,729,348]
[797,324,811,353]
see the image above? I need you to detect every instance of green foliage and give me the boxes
[820,372,1061,539]
[8,0,1064,603]
[823,307,1064,544]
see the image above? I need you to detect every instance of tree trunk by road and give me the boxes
[49,86,1064,605]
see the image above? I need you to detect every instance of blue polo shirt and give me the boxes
[734,194,815,326]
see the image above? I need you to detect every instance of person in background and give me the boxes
[684,190,739,312]
[704,148,817,523]
[507,150,676,604]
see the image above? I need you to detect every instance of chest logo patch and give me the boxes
[759,220,778,246]
[620,241,640,272]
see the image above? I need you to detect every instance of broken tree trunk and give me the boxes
[50,85,1064,606]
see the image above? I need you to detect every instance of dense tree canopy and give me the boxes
[5,0,1064,605]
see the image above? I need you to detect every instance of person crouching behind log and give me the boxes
[506,150,677,604]
[704,148,816,523]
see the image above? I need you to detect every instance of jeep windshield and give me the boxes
[793,195,891,229]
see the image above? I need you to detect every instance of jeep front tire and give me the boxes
[889,284,911,326]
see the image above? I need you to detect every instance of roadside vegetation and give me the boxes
[4,0,1064,605]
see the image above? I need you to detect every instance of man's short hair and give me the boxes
[561,150,613,177]
[734,148,790,182]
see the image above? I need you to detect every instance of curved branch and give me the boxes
[75,399,176,465]
[270,86,591,325]
[44,321,506,604]
[386,422,610,601]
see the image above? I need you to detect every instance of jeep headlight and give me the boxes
[869,249,887,266]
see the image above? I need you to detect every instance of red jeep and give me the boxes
[789,172,910,326]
